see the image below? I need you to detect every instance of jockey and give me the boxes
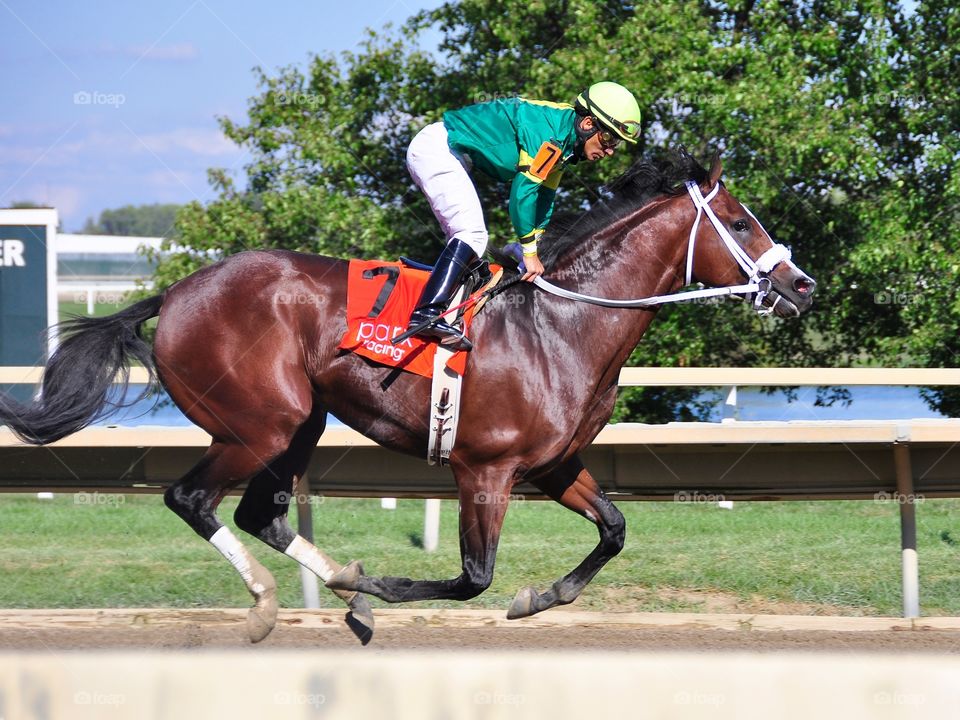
[405,81,642,349]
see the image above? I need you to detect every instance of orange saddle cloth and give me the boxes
[338,259,483,378]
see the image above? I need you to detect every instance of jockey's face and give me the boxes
[578,116,616,162]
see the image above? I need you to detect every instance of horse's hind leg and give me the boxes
[233,414,375,644]
[326,462,513,602]
[163,441,284,642]
[507,455,625,619]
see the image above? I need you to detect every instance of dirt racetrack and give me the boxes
[3,608,959,653]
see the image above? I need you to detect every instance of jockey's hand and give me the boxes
[521,253,544,282]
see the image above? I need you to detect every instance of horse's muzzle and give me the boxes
[767,266,816,317]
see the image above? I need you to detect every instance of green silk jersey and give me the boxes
[442,97,579,240]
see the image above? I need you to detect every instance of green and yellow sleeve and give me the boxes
[509,148,564,240]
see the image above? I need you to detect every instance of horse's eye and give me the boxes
[732,219,750,233]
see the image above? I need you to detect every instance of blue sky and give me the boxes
[0,0,444,230]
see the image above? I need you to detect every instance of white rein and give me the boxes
[533,181,792,315]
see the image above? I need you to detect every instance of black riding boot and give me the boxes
[408,238,478,350]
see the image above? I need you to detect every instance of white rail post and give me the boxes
[423,498,441,552]
[893,443,920,618]
[295,473,321,609]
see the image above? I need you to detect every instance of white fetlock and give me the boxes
[210,527,279,642]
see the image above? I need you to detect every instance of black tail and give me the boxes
[0,294,165,445]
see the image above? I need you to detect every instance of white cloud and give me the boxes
[0,123,245,227]
[1,126,239,170]
[15,183,83,217]
[138,128,238,157]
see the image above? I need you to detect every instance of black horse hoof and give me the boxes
[345,593,375,646]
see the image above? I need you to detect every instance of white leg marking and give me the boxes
[284,535,335,581]
[210,526,266,594]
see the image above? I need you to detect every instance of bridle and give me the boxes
[533,180,794,315]
[685,181,792,313]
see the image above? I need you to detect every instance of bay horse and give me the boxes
[0,151,815,644]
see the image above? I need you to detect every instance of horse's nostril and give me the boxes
[794,277,816,295]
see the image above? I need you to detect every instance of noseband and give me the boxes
[533,181,793,315]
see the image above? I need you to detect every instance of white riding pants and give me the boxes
[406,122,489,256]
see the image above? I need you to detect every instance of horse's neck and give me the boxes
[540,198,689,376]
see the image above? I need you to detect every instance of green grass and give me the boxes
[1,494,958,615]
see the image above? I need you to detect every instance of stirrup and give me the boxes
[438,328,473,352]
[409,313,473,351]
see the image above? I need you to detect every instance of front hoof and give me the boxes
[507,586,539,620]
[325,560,364,592]
[247,597,278,643]
[346,593,375,646]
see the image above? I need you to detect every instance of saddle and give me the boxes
[338,257,501,379]
[337,257,502,465]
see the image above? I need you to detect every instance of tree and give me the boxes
[82,203,182,237]
[150,0,958,421]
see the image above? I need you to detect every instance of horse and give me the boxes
[0,151,815,644]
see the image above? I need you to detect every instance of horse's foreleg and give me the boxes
[233,457,375,645]
[164,442,280,643]
[326,467,512,603]
[507,456,625,619]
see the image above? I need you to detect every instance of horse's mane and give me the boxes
[536,148,711,270]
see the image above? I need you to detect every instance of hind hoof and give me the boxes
[507,586,539,620]
[346,593,375,646]
[247,601,278,643]
[325,560,364,592]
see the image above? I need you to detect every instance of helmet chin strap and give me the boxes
[573,114,599,159]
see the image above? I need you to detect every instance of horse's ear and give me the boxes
[707,152,723,188]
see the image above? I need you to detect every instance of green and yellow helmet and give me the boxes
[575,81,642,144]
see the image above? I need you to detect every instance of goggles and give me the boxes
[597,127,623,150]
